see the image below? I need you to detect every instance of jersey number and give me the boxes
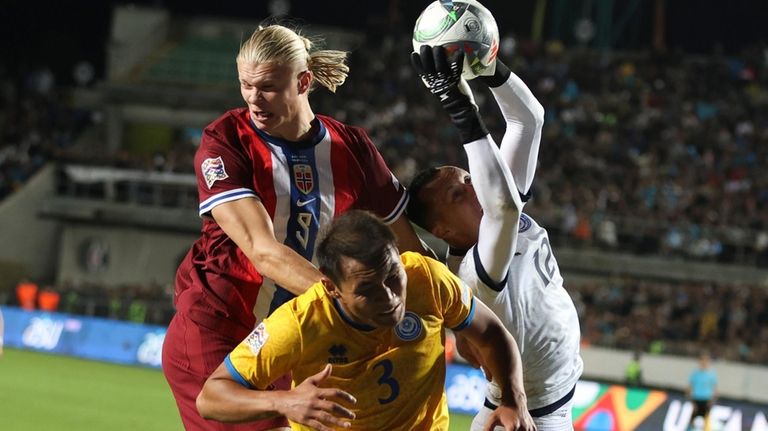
[373,359,399,404]
[295,212,312,250]
[533,237,555,286]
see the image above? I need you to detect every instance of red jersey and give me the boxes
[174,108,408,334]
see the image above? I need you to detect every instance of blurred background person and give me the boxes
[687,352,718,430]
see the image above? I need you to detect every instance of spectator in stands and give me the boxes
[161,24,429,431]
[687,352,718,430]
[15,279,38,311]
[37,287,60,312]
[624,351,643,387]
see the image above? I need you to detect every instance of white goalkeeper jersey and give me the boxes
[453,71,583,411]
[456,214,583,410]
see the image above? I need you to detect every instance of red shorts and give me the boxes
[162,311,290,430]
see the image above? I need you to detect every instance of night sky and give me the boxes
[2,0,768,84]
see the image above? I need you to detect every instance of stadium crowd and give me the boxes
[321,34,768,266]
[0,69,80,201]
[2,31,768,366]
[570,277,768,364]
[3,35,768,265]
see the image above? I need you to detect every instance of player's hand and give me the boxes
[411,45,488,144]
[283,364,357,431]
[485,404,537,431]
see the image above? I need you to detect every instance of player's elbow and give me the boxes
[483,194,521,221]
[248,244,285,275]
[506,97,544,130]
[486,319,513,344]
[530,99,545,129]
[196,389,216,420]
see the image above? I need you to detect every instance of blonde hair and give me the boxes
[237,25,349,93]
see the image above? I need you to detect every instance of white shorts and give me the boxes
[470,398,574,431]
[472,381,576,431]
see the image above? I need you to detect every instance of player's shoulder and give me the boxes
[273,282,328,323]
[205,108,249,133]
[318,115,371,144]
[402,252,455,284]
[518,212,539,234]
[198,108,249,149]
[401,251,444,271]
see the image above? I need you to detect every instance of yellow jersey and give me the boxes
[226,252,476,430]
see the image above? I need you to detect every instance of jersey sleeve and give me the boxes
[350,127,409,224]
[224,305,302,389]
[464,136,523,288]
[195,121,260,217]
[423,256,475,331]
[490,72,545,198]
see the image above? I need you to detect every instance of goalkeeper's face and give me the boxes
[420,166,482,250]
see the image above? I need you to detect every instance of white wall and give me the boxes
[0,165,59,281]
[582,345,768,403]
[56,224,196,287]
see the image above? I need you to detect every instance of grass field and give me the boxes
[0,348,473,430]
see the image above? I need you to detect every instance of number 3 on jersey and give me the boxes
[373,359,399,404]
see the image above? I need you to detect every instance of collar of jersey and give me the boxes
[332,298,376,332]
[249,117,326,150]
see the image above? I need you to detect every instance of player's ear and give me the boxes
[297,70,312,94]
[321,277,340,298]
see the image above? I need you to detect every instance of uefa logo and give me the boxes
[394,312,423,341]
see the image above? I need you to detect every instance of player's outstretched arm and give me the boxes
[212,198,324,295]
[456,299,535,431]
[197,363,356,429]
[466,137,524,285]
[412,45,522,284]
[390,213,438,259]
[478,60,544,198]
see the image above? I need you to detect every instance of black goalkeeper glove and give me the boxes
[476,58,512,88]
[411,45,489,144]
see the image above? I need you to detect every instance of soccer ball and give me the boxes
[412,0,499,80]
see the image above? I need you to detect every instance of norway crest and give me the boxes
[293,164,314,194]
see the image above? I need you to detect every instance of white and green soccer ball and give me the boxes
[412,0,500,80]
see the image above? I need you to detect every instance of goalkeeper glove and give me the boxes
[411,45,489,144]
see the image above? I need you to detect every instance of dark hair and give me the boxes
[406,167,440,230]
[316,210,397,285]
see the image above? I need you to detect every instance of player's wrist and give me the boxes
[500,384,528,410]
[269,391,291,417]
[477,60,511,88]
[452,113,489,144]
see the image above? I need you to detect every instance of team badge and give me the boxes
[201,156,228,189]
[519,213,532,233]
[395,311,423,341]
[244,322,269,355]
[293,164,314,194]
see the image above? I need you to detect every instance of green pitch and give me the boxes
[0,348,474,430]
